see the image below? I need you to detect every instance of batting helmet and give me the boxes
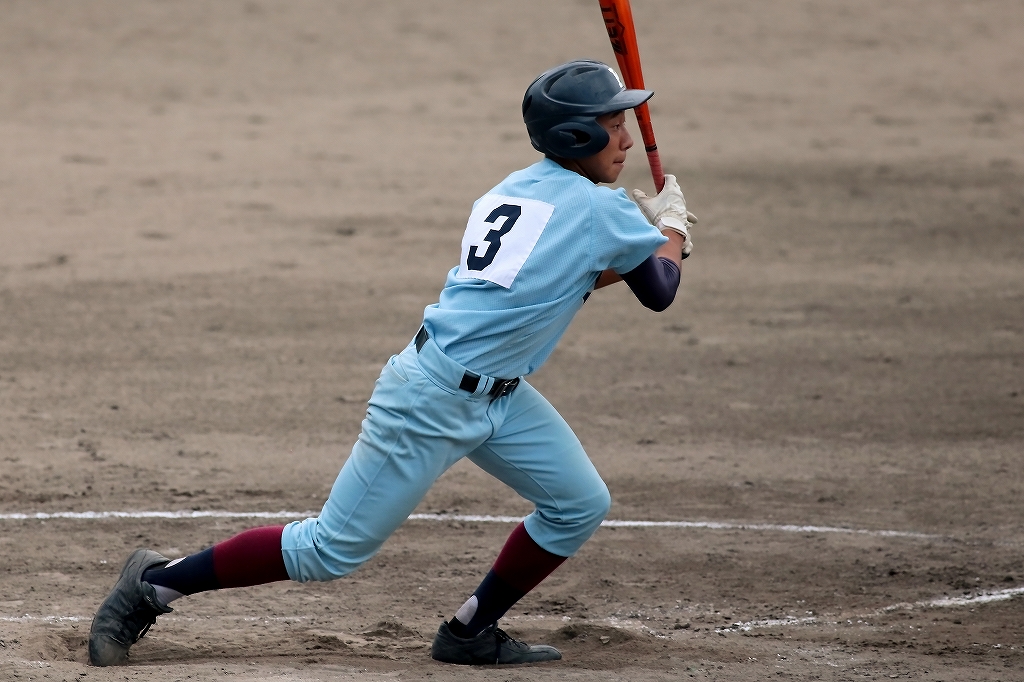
[522,60,653,159]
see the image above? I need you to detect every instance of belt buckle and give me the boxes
[491,377,519,399]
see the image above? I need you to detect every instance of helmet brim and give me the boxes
[596,87,654,114]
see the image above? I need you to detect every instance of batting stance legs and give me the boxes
[89,335,610,666]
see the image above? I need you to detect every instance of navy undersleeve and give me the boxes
[621,254,680,312]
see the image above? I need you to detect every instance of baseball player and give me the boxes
[89,60,696,667]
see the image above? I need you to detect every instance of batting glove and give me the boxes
[631,174,697,257]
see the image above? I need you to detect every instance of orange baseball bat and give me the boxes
[599,0,665,192]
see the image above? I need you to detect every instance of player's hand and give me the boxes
[631,174,697,257]
[631,174,697,228]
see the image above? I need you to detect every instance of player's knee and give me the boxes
[526,480,611,557]
[563,482,611,550]
[588,482,612,525]
[568,480,611,534]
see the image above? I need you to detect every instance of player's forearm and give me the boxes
[655,230,685,269]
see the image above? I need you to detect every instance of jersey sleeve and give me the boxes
[589,187,668,274]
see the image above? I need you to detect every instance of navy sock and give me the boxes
[447,523,567,639]
[142,547,220,596]
[447,570,524,639]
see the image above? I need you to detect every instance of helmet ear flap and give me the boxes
[543,120,609,159]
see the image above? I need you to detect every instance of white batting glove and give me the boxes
[631,174,698,257]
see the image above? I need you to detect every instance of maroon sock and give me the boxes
[212,525,290,588]
[448,522,567,638]
[490,522,567,593]
[143,525,290,595]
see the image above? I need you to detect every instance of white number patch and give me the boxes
[456,194,555,289]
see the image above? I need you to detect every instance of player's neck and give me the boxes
[549,156,599,184]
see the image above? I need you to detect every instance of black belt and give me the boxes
[415,326,520,399]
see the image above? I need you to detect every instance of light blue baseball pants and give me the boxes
[280,334,611,582]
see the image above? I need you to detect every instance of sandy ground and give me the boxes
[2,1,1023,680]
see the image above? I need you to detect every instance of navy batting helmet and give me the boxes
[522,60,653,159]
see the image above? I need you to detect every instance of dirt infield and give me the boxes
[2,1,1023,680]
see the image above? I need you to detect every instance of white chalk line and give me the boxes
[0,510,939,539]
[5,588,1022,634]
[0,510,313,521]
[719,586,1024,633]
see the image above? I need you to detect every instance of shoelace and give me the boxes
[491,627,527,664]
[121,603,161,644]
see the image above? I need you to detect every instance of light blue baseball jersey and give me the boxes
[421,158,666,379]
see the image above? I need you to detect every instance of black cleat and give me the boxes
[88,549,172,666]
[430,621,562,665]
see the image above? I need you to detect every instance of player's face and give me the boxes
[577,111,633,184]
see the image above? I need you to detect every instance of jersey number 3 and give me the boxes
[457,194,555,289]
[466,204,521,271]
